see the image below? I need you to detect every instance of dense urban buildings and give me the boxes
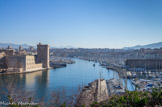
[51,47,162,71]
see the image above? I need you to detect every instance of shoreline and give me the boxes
[0,58,75,76]
[0,67,53,75]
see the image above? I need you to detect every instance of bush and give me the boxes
[91,87,162,107]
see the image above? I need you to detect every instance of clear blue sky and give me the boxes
[0,0,162,48]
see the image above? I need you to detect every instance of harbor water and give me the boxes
[0,58,134,100]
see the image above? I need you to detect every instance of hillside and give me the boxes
[123,42,162,49]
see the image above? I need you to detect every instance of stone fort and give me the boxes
[4,43,50,72]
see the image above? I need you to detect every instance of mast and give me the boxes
[125,70,127,91]
[113,69,114,79]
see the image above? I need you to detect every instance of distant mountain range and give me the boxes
[0,42,162,49]
[54,45,77,49]
[0,43,33,49]
[0,43,76,49]
[123,42,162,49]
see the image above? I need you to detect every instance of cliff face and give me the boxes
[76,79,108,107]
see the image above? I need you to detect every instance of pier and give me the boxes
[106,64,126,78]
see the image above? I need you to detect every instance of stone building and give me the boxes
[30,46,35,52]
[37,43,50,68]
[8,46,12,49]
[6,55,42,72]
[0,52,5,59]
[0,52,6,68]
[2,43,50,73]
[19,46,23,51]
[0,48,16,69]
[126,59,162,70]
[17,50,26,55]
[0,48,15,56]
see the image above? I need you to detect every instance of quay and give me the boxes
[106,64,127,78]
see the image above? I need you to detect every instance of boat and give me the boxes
[132,73,137,78]
[50,62,67,68]
[148,70,151,74]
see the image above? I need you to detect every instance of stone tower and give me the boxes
[37,43,50,68]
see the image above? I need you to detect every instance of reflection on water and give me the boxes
[0,58,134,100]
[25,71,49,90]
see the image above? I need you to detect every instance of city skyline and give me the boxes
[0,0,162,48]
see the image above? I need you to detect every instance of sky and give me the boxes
[0,0,162,48]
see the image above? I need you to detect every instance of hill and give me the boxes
[0,43,32,49]
[123,42,162,49]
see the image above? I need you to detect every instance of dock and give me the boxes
[106,79,125,96]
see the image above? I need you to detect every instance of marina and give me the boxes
[107,79,125,96]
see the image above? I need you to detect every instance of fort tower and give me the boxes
[37,43,50,68]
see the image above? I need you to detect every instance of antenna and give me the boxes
[100,71,101,80]
[100,69,103,80]
[107,69,109,79]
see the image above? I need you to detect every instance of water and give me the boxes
[0,58,134,100]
